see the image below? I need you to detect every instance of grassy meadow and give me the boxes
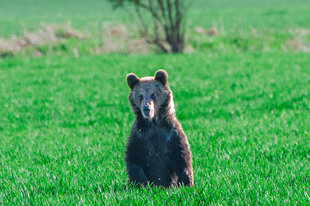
[0,0,310,205]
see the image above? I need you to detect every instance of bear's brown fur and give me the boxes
[125,70,193,187]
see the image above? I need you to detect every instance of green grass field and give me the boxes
[1,53,309,204]
[0,0,310,205]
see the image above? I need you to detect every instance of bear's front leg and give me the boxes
[170,133,194,187]
[125,131,148,187]
[126,163,148,186]
[177,168,193,187]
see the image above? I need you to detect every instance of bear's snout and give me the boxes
[141,100,154,119]
[143,106,151,116]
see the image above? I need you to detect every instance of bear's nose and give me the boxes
[143,106,150,115]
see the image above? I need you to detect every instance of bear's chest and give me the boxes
[140,128,173,185]
[146,134,169,159]
[139,127,173,158]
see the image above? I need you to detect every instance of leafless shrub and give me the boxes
[55,22,85,39]
[0,22,85,57]
[109,24,128,36]
[285,28,310,52]
[286,39,310,52]
[195,26,218,36]
[98,23,153,54]
[0,37,27,57]
[107,0,194,53]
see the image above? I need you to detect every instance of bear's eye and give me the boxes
[151,93,156,100]
[139,95,143,101]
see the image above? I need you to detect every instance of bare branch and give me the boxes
[184,0,196,11]
[136,1,162,23]
[107,0,194,53]
[166,0,175,38]
[134,4,148,37]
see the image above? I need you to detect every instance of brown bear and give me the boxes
[125,69,193,187]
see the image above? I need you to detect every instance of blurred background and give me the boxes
[1,0,310,56]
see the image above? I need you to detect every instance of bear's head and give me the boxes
[126,70,175,120]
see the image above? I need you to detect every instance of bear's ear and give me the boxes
[154,70,168,86]
[126,73,140,89]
